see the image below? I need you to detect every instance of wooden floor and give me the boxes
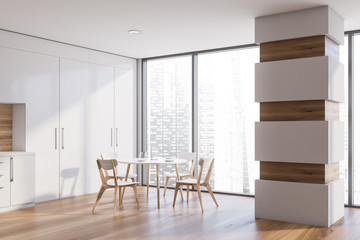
[1,186,359,240]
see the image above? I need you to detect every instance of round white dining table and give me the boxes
[117,158,187,208]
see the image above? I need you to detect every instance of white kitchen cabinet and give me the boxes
[90,59,137,191]
[0,158,10,207]
[0,47,59,203]
[59,59,90,198]
[0,153,35,212]
[90,63,115,192]
[11,154,35,205]
[0,32,137,201]
[114,63,136,157]
[114,61,137,176]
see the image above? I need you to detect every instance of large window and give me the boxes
[144,48,259,194]
[197,48,259,194]
[146,56,192,186]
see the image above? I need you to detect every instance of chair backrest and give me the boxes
[197,158,215,185]
[178,152,196,175]
[100,152,118,160]
[96,159,118,187]
[100,153,119,177]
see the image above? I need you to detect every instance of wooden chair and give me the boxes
[173,158,218,212]
[100,153,137,182]
[163,152,196,198]
[92,159,139,213]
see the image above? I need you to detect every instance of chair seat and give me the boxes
[107,179,138,187]
[164,172,193,178]
[118,173,137,179]
[176,178,197,185]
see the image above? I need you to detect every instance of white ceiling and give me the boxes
[0,0,359,59]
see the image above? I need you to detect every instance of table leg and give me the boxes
[121,164,131,203]
[174,164,184,201]
[147,164,150,198]
[156,164,160,209]
[125,164,131,181]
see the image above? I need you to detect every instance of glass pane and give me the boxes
[340,35,348,204]
[198,47,259,194]
[146,56,192,186]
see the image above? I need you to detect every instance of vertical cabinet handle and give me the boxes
[55,128,58,150]
[116,128,118,147]
[62,128,65,149]
[10,157,13,182]
[111,128,113,147]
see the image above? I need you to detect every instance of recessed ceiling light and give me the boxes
[128,30,141,34]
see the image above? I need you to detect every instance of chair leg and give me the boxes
[92,186,105,213]
[173,183,180,207]
[164,176,169,197]
[119,187,122,206]
[120,187,126,204]
[133,185,140,208]
[205,184,218,207]
[187,185,190,205]
[178,177,184,201]
[196,185,204,212]
[179,184,184,201]
[114,187,118,213]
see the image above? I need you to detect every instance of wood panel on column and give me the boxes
[260,161,339,184]
[0,104,12,151]
[260,35,339,62]
[254,6,344,227]
[260,100,339,121]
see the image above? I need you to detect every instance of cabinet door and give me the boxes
[60,59,90,198]
[114,61,136,176]
[11,155,35,205]
[0,47,59,202]
[0,157,10,207]
[90,64,115,192]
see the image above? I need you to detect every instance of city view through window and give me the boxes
[146,56,192,186]
[198,48,259,194]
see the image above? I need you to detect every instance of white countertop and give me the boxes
[0,152,35,156]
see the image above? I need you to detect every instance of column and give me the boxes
[254,6,344,227]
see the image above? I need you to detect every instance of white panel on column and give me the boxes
[255,179,344,227]
[255,56,344,102]
[255,121,343,164]
[255,6,344,44]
